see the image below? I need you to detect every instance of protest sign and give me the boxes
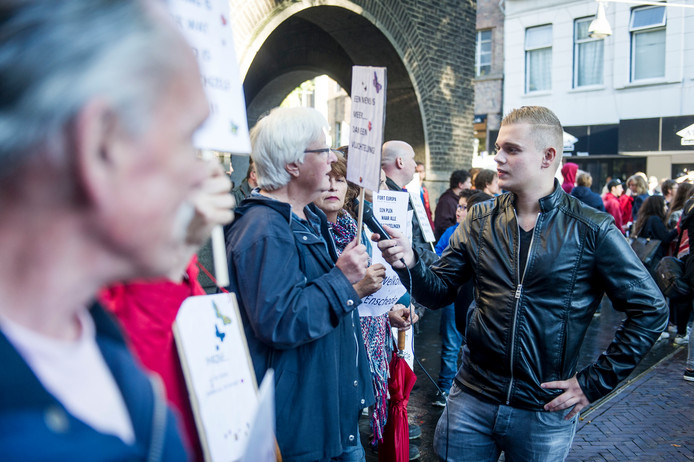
[346,66,387,192]
[373,190,410,241]
[167,0,251,154]
[174,293,261,462]
[408,189,436,243]
[359,234,406,317]
[358,190,409,317]
[240,371,277,462]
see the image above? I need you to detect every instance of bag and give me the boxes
[655,256,691,299]
[629,236,661,270]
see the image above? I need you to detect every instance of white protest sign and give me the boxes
[167,0,251,154]
[347,66,387,192]
[373,190,410,241]
[240,370,276,462]
[408,189,436,243]
[359,231,406,317]
[174,293,259,462]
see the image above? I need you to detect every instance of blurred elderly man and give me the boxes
[0,1,234,460]
[225,107,374,461]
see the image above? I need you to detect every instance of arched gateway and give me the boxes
[230,0,475,187]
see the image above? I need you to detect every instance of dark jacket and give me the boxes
[386,177,438,267]
[632,193,650,221]
[636,215,677,262]
[225,195,374,462]
[571,185,605,212]
[231,178,253,207]
[398,181,667,410]
[0,304,187,462]
[434,188,460,240]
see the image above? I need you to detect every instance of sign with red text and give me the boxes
[347,66,387,192]
[167,0,251,154]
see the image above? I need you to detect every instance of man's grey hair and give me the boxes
[0,0,185,179]
[250,107,328,191]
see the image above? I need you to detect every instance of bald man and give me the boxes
[381,140,437,267]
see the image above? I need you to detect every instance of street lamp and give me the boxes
[589,1,612,38]
[589,0,694,39]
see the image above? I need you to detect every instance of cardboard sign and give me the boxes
[347,66,387,192]
[174,293,260,462]
[167,0,251,154]
[359,230,407,318]
[373,190,410,241]
[240,371,277,462]
[407,189,436,243]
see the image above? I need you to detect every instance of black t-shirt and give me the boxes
[519,227,533,277]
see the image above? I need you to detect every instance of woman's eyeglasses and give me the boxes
[304,148,341,157]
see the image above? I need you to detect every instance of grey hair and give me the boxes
[250,107,328,191]
[0,0,185,178]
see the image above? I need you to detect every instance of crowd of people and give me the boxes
[0,2,687,462]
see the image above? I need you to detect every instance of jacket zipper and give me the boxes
[506,211,540,405]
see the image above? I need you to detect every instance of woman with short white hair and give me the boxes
[225,107,375,461]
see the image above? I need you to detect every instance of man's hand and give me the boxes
[186,162,235,247]
[336,238,369,284]
[354,264,386,298]
[372,226,415,269]
[388,304,419,330]
[541,375,590,420]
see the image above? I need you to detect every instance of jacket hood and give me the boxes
[561,162,578,193]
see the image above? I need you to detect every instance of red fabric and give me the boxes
[603,192,624,233]
[619,194,634,227]
[561,163,578,194]
[99,256,205,462]
[379,354,417,462]
[421,186,434,230]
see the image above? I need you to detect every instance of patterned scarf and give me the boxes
[360,313,392,446]
[328,211,357,254]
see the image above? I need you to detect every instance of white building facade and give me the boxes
[503,0,694,188]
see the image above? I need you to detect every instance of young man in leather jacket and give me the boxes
[375,106,668,461]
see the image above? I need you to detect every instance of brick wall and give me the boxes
[229,0,477,189]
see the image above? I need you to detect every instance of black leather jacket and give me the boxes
[401,182,668,410]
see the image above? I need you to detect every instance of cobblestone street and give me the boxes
[362,299,694,461]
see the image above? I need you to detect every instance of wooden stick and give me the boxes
[210,226,230,288]
[200,150,230,288]
[356,187,365,239]
[398,329,407,352]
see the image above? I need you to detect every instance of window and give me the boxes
[525,25,552,92]
[630,5,666,81]
[476,29,492,77]
[574,17,604,87]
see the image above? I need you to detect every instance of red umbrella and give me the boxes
[379,330,417,462]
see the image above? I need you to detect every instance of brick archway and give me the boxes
[230,0,475,184]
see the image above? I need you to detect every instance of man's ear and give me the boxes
[396,156,404,169]
[71,99,121,208]
[542,147,557,169]
[285,162,300,178]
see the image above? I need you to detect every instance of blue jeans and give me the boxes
[434,384,578,462]
[438,303,464,392]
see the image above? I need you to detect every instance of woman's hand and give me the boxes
[389,304,419,330]
[354,264,386,298]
